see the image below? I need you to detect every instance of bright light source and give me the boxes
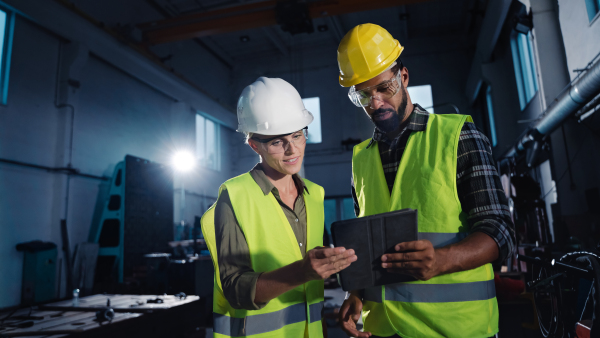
[172,151,195,172]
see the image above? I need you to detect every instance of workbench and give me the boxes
[0,294,204,337]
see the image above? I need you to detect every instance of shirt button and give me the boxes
[295,218,299,222]
[299,243,303,246]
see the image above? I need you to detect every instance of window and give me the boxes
[511,31,539,110]
[0,7,14,105]
[196,113,221,171]
[407,85,434,113]
[323,196,356,244]
[301,97,321,144]
[585,0,600,22]
[485,86,498,147]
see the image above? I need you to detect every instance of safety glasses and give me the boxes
[250,127,308,154]
[348,71,402,108]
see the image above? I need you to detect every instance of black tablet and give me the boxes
[331,209,418,291]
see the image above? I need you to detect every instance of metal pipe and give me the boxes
[538,57,600,134]
[576,92,600,122]
[504,53,600,159]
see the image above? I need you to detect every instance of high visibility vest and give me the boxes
[201,172,325,338]
[352,114,499,338]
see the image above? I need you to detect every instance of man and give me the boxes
[336,24,515,338]
[201,77,357,338]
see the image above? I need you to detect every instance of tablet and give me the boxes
[331,209,418,291]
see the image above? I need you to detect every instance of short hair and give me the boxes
[391,59,404,75]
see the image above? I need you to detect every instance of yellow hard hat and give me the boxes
[337,24,404,87]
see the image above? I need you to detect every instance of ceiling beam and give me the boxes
[138,1,277,32]
[146,0,235,68]
[140,0,431,44]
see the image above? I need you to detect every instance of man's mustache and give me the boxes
[372,108,397,118]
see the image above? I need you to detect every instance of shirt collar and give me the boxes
[367,103,430,148]
[249,163,309,195]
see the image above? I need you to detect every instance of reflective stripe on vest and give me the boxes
[213,302,324,337]
[364,280,496,303]
[364,231,485,304]
[418,232,468,248]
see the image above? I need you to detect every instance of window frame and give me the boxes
[0,5,15,106]
[510,30,539,111]
[485,85,498,148]
[195,112,221,171]
[585,0,600,24]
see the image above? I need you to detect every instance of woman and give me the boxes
[201,77,357,338]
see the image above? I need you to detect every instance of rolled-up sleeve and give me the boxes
[214,189,266,310]
[457,123,516,263]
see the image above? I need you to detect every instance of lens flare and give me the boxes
[172,151,195,172]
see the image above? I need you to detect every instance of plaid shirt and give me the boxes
[352,104,516,262]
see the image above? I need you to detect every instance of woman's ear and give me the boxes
[248,139,260,155]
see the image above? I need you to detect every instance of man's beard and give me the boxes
[371,86,408,133]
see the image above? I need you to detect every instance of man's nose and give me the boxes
[369,95,386,110]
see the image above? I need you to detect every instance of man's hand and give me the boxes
[339,292,371,338]
[301,247,357,282]
[381,240,440,281]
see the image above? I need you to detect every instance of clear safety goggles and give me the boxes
[250,127,308,154]
[348,70,402,108]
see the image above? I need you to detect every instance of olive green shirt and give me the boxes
[214,164,309,310]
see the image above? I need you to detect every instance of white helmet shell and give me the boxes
[236,77,314,135]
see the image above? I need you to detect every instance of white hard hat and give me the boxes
[236,77,314,135]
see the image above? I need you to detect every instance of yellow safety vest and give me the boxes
[201,172,325,338]
[352,114,498,338]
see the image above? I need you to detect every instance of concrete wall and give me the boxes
[70,0,234,107]
[551,0,600,219]
[0,13,235,308]
[0,18,62,309]
[559,0,600,81]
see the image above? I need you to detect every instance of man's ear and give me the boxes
[401,67,409,87]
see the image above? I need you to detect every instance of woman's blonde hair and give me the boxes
[244,132,254,144]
